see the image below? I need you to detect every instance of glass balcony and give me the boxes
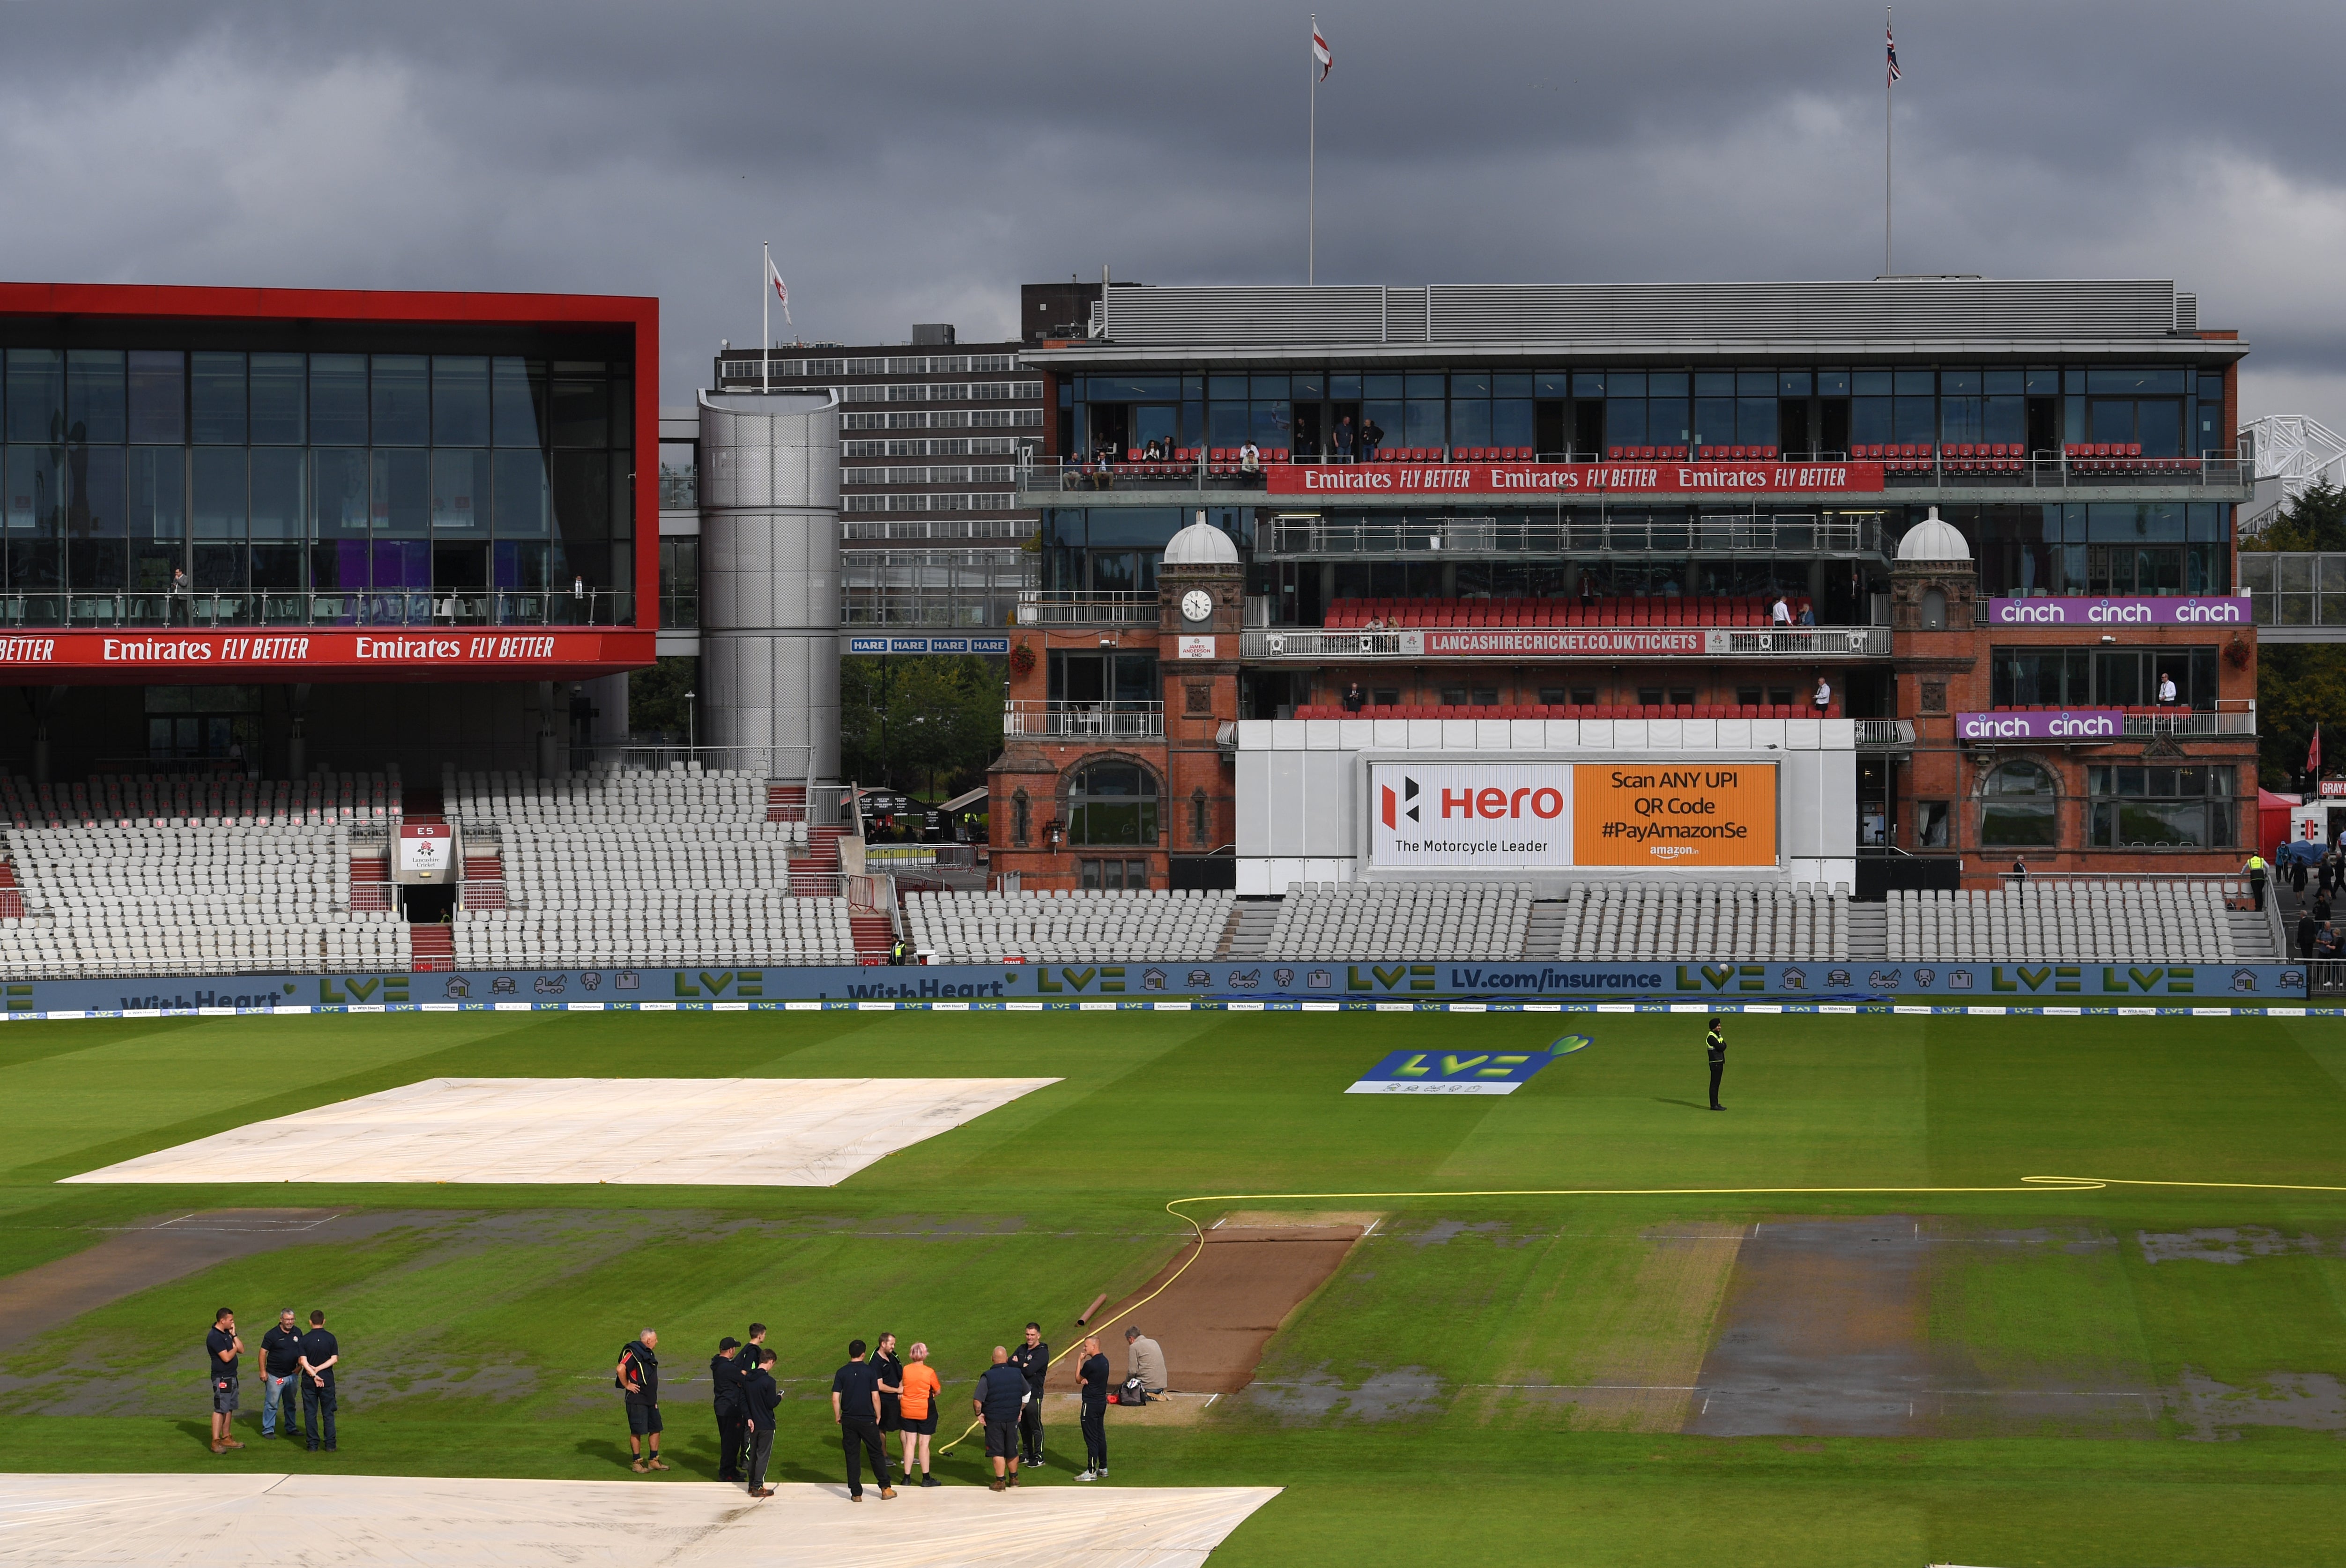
[0,589,636,629]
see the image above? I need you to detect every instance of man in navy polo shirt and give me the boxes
[830,1339,894,1501]
[297,1310,340,1452]
[973,1345,1031,1491]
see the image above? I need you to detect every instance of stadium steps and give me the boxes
[0,841,21,920]
[793,825,847,893]
[1845,902,1888,960]
[767,784,807,823]
[849,914,896,964]
[349,849,393,912]
[460,853,506,910]
[408,924,455,971]
[1219,899,1280,958]
[1524,900,1568,958]
[2227,908,2279,960]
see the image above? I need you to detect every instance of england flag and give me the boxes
[1312,22,1332,82]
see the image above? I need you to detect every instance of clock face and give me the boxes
[1180,589,1215,624]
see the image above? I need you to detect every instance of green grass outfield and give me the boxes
[2,1007,2344,1566]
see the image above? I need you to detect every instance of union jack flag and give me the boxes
[1886,23,1901,85]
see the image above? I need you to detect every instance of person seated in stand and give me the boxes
[1239,441,1262,473]
[1797,603,1817,627]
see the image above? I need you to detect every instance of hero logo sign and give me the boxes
[1367,763,1575,869]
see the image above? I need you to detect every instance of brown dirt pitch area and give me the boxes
[0,1209,423,1353]
[1088,1212,1376,1396]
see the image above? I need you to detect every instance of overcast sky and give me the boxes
[5,1,2344,441]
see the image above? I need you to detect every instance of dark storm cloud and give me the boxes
[1,2,2341,427]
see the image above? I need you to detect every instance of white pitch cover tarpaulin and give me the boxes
[0,1475,1281,1567]
[62,1078,1058,1187]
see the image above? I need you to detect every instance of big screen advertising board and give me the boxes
[1366,761,1778,870]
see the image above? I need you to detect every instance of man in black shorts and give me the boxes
[710,1337,744,1482]
[1009,1322,1048,1467]
[616,1329,667,1473]
[205,1308,244,1455]
[830,1339,894,1501]
[973,1345,1030,1491]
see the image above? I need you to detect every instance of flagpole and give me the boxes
[1308,14,1317,287]
[1884,8,1893,277]
[761,242,772,393]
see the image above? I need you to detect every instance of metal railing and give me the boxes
[2310,959,2346,997]
[1017,454,2253,502]
[1014,595,1159,627]
[2120,708,2257,738]
[0,588,637,630]
[1855,719,1917,747]
[1256,513,1886,558]
[1002,700,1165,739]
[1238,624,1892,659]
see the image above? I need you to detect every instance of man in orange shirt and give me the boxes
[896,1343,943,1487]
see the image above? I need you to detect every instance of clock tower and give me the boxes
[1157,515,1245,887]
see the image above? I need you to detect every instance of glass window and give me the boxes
[550,375,608,448]
[1208,375,1248,400]
[1893,396,1936,444]
[126,352,185,444]
[1209,402,1249,445]
[1568,371,1601,397]
[1778,370,1812,395]
[1693,398,1734,447]
[248,448,304,539]
[1852,397,1891,446]
[1066,761,1158,846]
[248,353,305,444]
[492,357,546,447]
[308,354,367,445]
[189,352,246,445]
[1694,371,1735,397]
[1852,370,1893,396]
[1893,369,1935,396]
[311,450,370,538]
[1736,370,1774,396]
[371,355,429,445]
[609,378,631,451]
[1249,374,1289,399]
[1251,400,1292,449]
[1816,369,1850,395]
[1405,394,1445,447]
[1492,373,1532,399]
[432,450,491,533]
[1940,396,1982,444]
[1649,371,1689,398]
[1983,396,2025,444]
[2090,367,2187,395]
[1940,369,1981,396]
[1607,371,1645,397]
[1328,374,1361,399]
[1737,397,1775,444]
[1649,397,1690,445]
[1981,760,2059,847]
[1404,374,1444,399]
[1606,399,1646,445]
[2025,367,2061,395]
[190,448,246,538]
[433,357,491,446]
[69,444,126,539]
[370,449,429,536]
[1450,399,1490,447]
[1983,369,2023,396]
[1492,399,1534,447]
[551,450,609,545]
[6,348,63,444]
[1450,372,1489,398]
[1292,374,1324,400]
[127,448,184,543]
[494,450,550,537]
[2088,401,2135,444]
[66,350,126,444]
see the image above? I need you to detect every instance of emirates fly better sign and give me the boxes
[1368,762,1779,869]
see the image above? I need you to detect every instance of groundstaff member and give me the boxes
[1706,1017,1727,1110]
[872,1332,905,1439]
[260,1309,303,1442]
[973,1346,1030,1490]
[616,1329,667,1472]
[831,1339,895,1501]
[297,1310,339,1452]
[1076,1336,1110,1480]
[710,1337,744,1482]
[741,1349,780,1498]
[1010,1322,1049,1466]
[898,1342,942,1487]
[1123,1325,1166,1398]
[205,1308,244,1454]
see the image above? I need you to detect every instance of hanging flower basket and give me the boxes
[1010,641,1037,676]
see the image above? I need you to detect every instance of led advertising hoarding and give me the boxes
[1367,761,1778,870]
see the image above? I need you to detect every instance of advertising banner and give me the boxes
[1572,763,1778,867]
[845,635,1013,656]
[1267,459,1886,499]
[0,629,652,682]
[1985,595,2250,628]
[1344,1045,1564,1095]
[1369,762,1576,869]
[1421,629,1702,655]
[1956,710,2123,742]
[0,958,2305,1017]
[1178,635,1218,659]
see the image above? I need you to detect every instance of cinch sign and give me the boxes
[1268,460,1886,498]
[1986,595,2250,626]
[1957,710,2122,741]
[1366,761,1777,869]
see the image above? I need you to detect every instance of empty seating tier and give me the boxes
[1291,703,1836,721]
[443,763,841,969]
[1548,882,1849,963]
[0,769,398,828]
[1264,883,1532,962]
[1886,882,2248,964]
[906,889,1237,964]
[0,820,405,978]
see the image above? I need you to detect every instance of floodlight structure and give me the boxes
[2241,413,2346,534]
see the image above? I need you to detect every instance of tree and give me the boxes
[840,654,1004,799]
[628,656,698,740]
[2240,481,2346,553]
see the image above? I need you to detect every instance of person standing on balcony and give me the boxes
[1362,418,1384,459]
[1333,415,1354,462]
[2157,671,2178,705]
[1810,677,1832,715]
[1342,682,1366,713]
